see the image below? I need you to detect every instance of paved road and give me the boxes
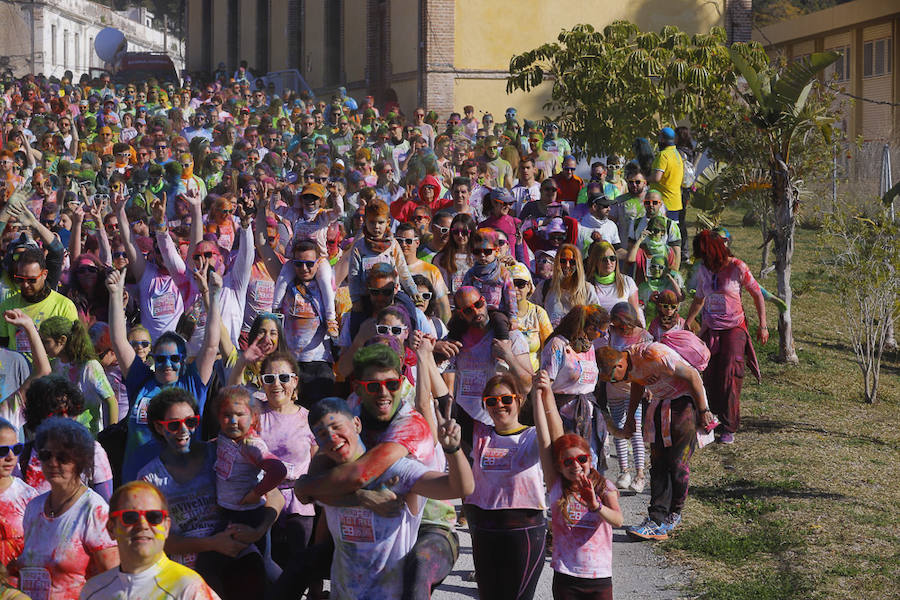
[433,459,689,600]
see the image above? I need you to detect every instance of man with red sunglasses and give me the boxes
[81,481,221,599]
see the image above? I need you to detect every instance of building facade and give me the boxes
[754,0,899,142]
[0,0,185,79]
[186,0,750,119]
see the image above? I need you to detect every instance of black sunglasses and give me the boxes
[130,340,151,348]
[293,259,316,269]
[1,443,24,457]
[37,449,74,463]
[110,509,168,526]
[368,286,395,297]
[483,394,515,407]
[513,279,530,289]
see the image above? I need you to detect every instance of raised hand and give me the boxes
[192,256,211,295]
[244,333,273,363]
[3,309,34,329]
[150,192,167,225]
[575,472,601,511]
[105,267,125,295]
[533,369,552,394]
[434,398,461,452]
[7,202,37,228]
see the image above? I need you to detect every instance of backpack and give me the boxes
[659,329,710,372]
[679,149,696,188]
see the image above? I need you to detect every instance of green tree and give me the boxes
[506,21,770,158]
[728,48,840,364]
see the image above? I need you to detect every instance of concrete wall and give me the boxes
[270,0,290,72]
[303,0,325,87]
[344,0,367,87]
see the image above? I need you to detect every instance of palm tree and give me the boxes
[728,48,839,364]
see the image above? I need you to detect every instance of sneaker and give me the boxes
[659,512,682,535]
[626,517,668,541]
[615,471,632,490]
[719,432,735,444]
[629,474,646,494]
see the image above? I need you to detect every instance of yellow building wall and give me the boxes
[304,0,326,88]
[454,0,725,71]
[211,0,229,70]
[450,0,726,122]
[392,80,419,116]
[241,0,258,71]
[344,0,367,84]
[390,0,418,75]
[270,0,289,71]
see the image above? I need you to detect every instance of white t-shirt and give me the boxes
[578,214,620,251]
[549,477,615,579]
[592,275,639,314]
[19,488,117,600]
[80,555,221,599]
[540,336,599,396]
[324,457,428,600]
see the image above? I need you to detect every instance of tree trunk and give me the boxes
[771,156,800,364]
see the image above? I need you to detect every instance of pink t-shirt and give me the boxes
[214,433,280,511]
[550,477,616,578]
[648,315,685,341]
[629,342,696,446]
[140,263,185,342]
[0,477,40,571]
[258,406,317,517]
[694,258,760,331]
[19,488,117,600]
[465,422,545,511]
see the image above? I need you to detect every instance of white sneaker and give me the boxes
[615,471,632,490]
[629,474,646,493]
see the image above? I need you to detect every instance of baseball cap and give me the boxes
[300,182,326,199]
[589,192,614,207]
[543,217,567,234]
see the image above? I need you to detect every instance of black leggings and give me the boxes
[270,513,315,569]
[464,505,547,600]
[401,525,460,600]
[552,571,613,600]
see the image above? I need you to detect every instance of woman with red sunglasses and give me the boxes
[463,372,554,600]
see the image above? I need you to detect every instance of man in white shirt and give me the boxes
[578,191,622,255]
[81,481,220,599]
[511,157,540,216]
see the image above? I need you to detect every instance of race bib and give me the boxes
[135,396,151,425]
[150,291,177,318]
[339,508,375,543]
[294,221,318,241]
[290,294,317,319]
[481,447,515,471]
[19,567,52,600]
[706,293,726,315]
[14,328,32,352]
[563,497,602,529]
[251,280,275,307]
[451,271,465,293]
[215,441,240,479]
[459,370,488,400]
[361,253,391,274]
[577,360,599,386]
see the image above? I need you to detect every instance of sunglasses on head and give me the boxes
[562,453,590,467]
[376,324,407,336]
[1,443,25,457]
[153,354,183,366]
[368,286,395,297]
[461,297,486,316]
[37,449,74,463]
[156,415,200,433]
[130,340,151,348]
[357,377,402,394]
[110,509,168,526]
[483,394,515,407]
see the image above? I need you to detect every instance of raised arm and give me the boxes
[105,268,136,374]
[113,190,146,281]
[295,441,409,498]
[411,403,474,500]
[255,189,284,280]
[532,370,564,489]
[2,310,51,401]
[190,258,222,385]
[152,194,187,278]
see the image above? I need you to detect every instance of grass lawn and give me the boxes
[661,206,900,600]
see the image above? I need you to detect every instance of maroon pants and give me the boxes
[702,327,747,434]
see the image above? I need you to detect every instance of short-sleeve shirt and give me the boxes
[324,457,428,600]
[138,444,223,568]
[20,441,113,496]
[138,263,185,342]
[694,259,760,331]
[0,477,40,570]
[550,477,616,578]
[55,361,115,435]
[280,281,331,363]
[257,406,317,517]
[19,489,118,600]
[592,275,638,315]
[651,145,684,212]
[0,291,78,354]
[0,348,31,437]
[465,422,544,510]
[80,555,221,600]
[541,336,600,396]
[122,360,208,483]
[214,434,277,511]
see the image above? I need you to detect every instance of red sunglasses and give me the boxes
[356,378,402,394]
[156,416,200,433]
[562,454,590,468]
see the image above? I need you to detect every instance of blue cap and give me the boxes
[660,127,676,140]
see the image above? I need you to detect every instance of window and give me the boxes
[864,38,893,77]
[827,46,850,82]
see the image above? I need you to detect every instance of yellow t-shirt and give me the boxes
[651,145,684,212]
[0,290,78,353]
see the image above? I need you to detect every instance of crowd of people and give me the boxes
[0,67,777,600]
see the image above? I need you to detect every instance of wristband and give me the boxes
[443,445,461,455]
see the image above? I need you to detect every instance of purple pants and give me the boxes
[702,327,747,434]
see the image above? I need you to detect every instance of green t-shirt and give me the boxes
[0,290,79,354]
